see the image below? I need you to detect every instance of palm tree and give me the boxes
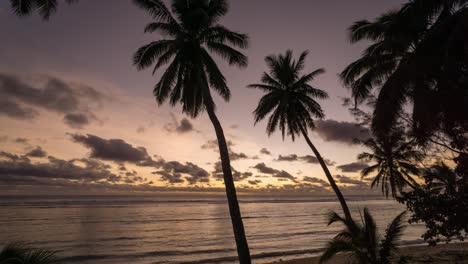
[132,0,250,262]
[341,0,468,143]
[358,131,422,198]
[320,209,408,264]
[9,0,77,20]
[249,50,352,221]
[0,243,60,264]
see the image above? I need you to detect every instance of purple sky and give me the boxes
[0,0,405,195]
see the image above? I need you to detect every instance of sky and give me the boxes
[0,0,406,195]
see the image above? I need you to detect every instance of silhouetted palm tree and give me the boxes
[0,243,60,264]
[132,0,250,262]
[423,162,462,195]
[9,0,77,20]
[320,209,408,264]
[341,0,468,143]
[249,50,352,221]
[359,132,421,198]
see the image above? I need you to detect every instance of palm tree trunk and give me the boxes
[204,98,251,264]
[300,126,353,221]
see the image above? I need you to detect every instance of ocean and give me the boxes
[0,195,426,264]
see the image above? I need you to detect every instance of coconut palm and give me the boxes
[359,131,422,198]
[320,209,408,264]
[132,0,250,262]
[249,50,352,221]
[0,243,60,264]
[341,0,468,143]
[9,0,77,20]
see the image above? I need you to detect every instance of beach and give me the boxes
[274,243,468,264]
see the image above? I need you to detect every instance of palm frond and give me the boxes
[380,211,407,261]
[206,42,248,67]
[133,40,175,70]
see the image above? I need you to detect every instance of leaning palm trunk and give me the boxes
[300,126,352,221]
[205,95,251,264]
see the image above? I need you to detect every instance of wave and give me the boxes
[0,195,386,207]
[60,247,325,264]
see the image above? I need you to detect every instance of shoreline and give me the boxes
[272,243,468,264]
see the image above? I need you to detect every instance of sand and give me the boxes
[273,243,468,264]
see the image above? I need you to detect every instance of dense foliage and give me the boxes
[398,155,468,245]
[0,243,60,264]
[320,209,408,264]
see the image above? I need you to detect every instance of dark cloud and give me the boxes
[0,73,105,128]
[70,134,152,163]
[0,99,38,119]
[136,126,146,134]
[201,139,256,161]
[14,138,29,144]
[0,152,122,185]
[315,119,370,145]
[26,146,47,158]
[259,148,272,155]
[63,113,91,129]
[154,160,210,185]
[276,154,299,162]
[164,114,196,134]
[212,161,253,182]
[176,118,194,133]
[201,139,234,150]
[248,180,262,185]
[335,174,367,186]
[275,154,335,166]
[252,163,297,182]
[154,171,185,184]
[302,176,328,186]
[337,162,368,173]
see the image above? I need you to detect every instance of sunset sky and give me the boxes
[0,0,406,195]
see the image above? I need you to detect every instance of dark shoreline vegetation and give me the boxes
[4,0,468,263]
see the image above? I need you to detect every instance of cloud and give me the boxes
[164,113,196,134]
[275,154,335,166]
[63,113,92,129]
[0,98,38,119]
[335,174,367,186]
[315,119,370,145]
[14,138,29,144]
[70,133,211,186]
[154,171,185,184]
[252,163,297,182]
[201,139,256,161]
[0,73,105,128]
[153,160,210,185]
[26,146,47,158]
[176,118,194,133]
[212,161,252,182]
[248,180,262,185]
[337,162,368,173]
[70,134,152,163]
[259,148,271,155]
[0,152,123,185]
[136,126,146,134]
[302,176,328,186]
[276,154,299,162]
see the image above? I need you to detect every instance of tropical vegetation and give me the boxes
[0,243,60,264]
[358,130,422,198]
[249,50,352,221]
[131,0,251,262]
[320,209,409,264]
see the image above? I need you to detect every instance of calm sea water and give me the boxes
[0,195,426,264]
